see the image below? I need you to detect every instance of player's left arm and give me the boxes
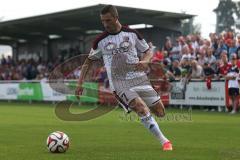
[131,31,152,71]
[141,49,153,62]
[136,49,153,70]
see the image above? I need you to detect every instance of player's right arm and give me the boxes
[75,57,93,99]
[75,31,106,99]
[75,47,102,99]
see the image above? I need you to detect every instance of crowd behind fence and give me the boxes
[0,31,240,84]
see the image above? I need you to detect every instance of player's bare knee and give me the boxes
[133,104,149,116]
[130,98,149,116]
[151,103,165,117]
[137,106,149,116]
[150,108,164,117]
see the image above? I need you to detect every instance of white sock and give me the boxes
[140,113,169,145]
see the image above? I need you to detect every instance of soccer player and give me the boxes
[75,5,172,151]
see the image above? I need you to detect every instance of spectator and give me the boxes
[176,36,186,56]
[190,60,203,79]
[202,61,216,111]
[203,39,211,48]
[226,54,239,114]
[236,34,240,58]
[37,62,46,74]
[204,47,216,70]
[209,33,216,43]
[170,41,181,62]
[180,54,192,79]
[210,33,218,55]
[1,55,6,65]
[149,55,175,81]
[169,60,181,78]
[152,50,164,62]
[197,46,207,66]
[217,52,231,78]
[214,37,227,59]
[228,39,238,58]
[181,45,192,61]
[6,55,13,65]
[185,35,194,55]
[203,62,215,78]
[148,42,154,52]
[190,34,200,57]
[162,37,173,57]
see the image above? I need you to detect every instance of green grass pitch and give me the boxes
[0,102,240,160]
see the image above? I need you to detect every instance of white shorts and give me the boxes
[116,80,160,107]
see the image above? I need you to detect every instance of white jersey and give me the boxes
[227,66,239,88]
[88,26,150,91]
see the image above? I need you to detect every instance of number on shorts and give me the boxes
[121,93,129,102]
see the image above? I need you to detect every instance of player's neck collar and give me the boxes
[106,25,122,35]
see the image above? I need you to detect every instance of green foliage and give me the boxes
[215,0,240,33]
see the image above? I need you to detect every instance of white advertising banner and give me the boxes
[40,82,66,101]
[170,81,225,106]
[0,83,19,100]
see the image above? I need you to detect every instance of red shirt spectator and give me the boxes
[237,59,240,68]
[219,63,232,75]
[152,51,164,62]
[218,53,231,76]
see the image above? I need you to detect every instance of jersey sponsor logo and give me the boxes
[104,42,117,51]
[104,37,132,55]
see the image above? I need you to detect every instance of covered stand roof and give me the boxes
[0,4,194,43]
